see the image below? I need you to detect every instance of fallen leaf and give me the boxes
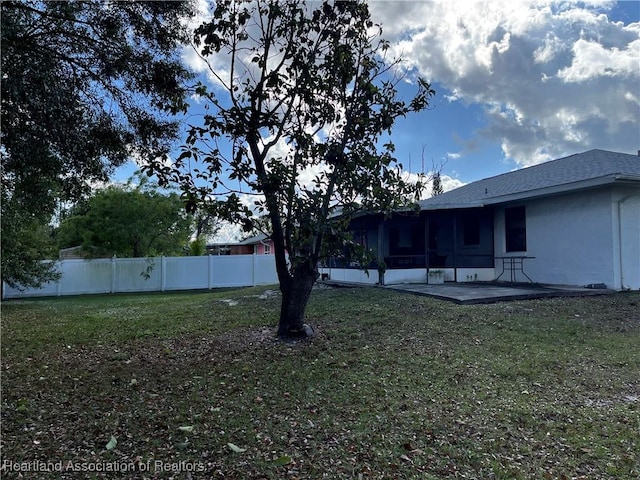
[106,436,117,450]
[227,442,246,453]
[272,454,292,466]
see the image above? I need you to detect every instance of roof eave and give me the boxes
[482,174,639,206]
[419,201,485,211]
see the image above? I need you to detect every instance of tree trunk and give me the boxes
[277,261,318,338]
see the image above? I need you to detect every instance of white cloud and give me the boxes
[441,174,466,193]
[260,133,335,195]
[370,0,640,166]
[209,221,242,243]
[557,38,640,82]
[401,170,465,200]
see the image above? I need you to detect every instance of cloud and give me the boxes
[441,174,466,193]
[401,170,466,200]
[557,38,640,82]
[370,0,640,166]
[209,221,242,243]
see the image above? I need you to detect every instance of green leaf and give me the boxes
[2,0,194,288]
[106,436,117,450]
[227,442,246,453]
[16,399,29,412]
[178,425,194,433]
[272,454,292,466]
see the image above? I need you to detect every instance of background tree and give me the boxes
[56,181,193,258]
[432,172,444,196]
[1,0,195,288]
[148,0,435,337]
[0,204,59,290]
[189,203,223,255]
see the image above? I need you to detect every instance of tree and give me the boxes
[188,205,222,256]
[0,198,60,290]
[432,172,444,196]
[56,181,193,259]
[147,0,435,337]
[1,0,194,288]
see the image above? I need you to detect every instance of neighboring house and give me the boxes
[207,233,274,255]
[59,246,109,259]
[321,149,640,290]
[59,246,86,260]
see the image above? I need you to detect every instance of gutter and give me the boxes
[480,174,638,207]
[259,237,271,254]
[418,175,640,212]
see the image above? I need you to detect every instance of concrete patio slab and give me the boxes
[384,282,614,304]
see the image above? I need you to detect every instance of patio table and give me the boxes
[495,256,536,283]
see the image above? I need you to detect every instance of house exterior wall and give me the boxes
[229,245,253,255]
[614,187,640,290]
[384,268,428,284]
[323,182,638,290]
[494,187,621,288]
[252,240,274,254]
[320,267,380,284]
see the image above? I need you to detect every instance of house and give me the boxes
[320,149,640,290]
[59,246,110,259]
[59,246,86,260]
[207,233,274,255]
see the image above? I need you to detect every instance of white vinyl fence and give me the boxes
[2,255,279,299]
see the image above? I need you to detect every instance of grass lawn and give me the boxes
[1,286,639,479]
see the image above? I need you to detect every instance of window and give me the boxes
[264,243,271,254]
[505,206,526,252]
[462,214,480,246]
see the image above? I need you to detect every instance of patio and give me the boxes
[384,282,614,304]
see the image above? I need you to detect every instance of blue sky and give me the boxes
[366,0,640,185]
[115,1,639,238]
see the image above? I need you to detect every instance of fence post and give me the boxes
[111,255,117,294]
[56,260,63,296]
[208,254,213,289]
[252,253,257,286]
[161,256,166,292]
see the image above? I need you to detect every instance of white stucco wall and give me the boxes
[384,268,427,284]
[615,189,640,290]
[456,268,496,282]
[493,187,637,289]
[319,267,379,284]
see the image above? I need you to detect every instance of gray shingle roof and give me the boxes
[419,149,640,210]
[238,233,270,245]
